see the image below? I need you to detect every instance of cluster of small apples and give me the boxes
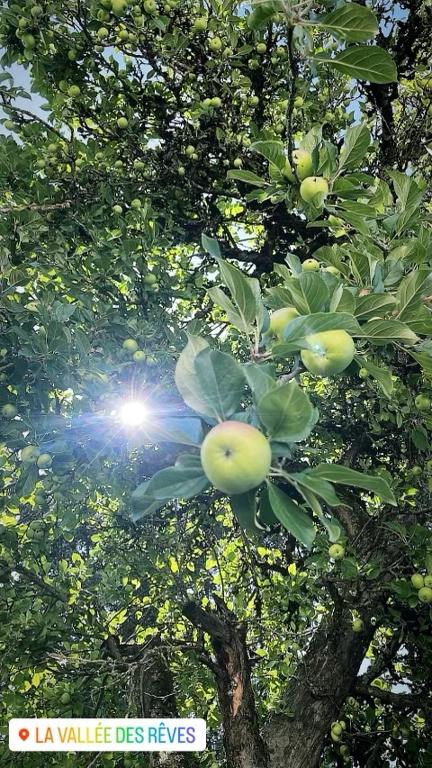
[112,197,151,217]
[122,338,157,364]
[20,445,52,469]
[410,571,432,604]
[330,719,348,744]
[266,306,355,377]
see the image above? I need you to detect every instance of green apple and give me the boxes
[293,149,313,180]
[328,543,345,560]
[256,42,266,54]
[2,404,17,419]
[67,85,81,97]
[112,204,123,215]
[177,165,185,176]
[330,731,341,743]
[352,618,364,632]
[415,394,430,411]
[144,0,157,12]
[211,97,222,108]
[267,307,299,341]
[331,722,342,737]
[123,338,138,353]
[112,0,127,15]
[117,116,128,129]
[144,273,157,285]
[192,16,207,32]
[133,159,145,171]
[424,575,432,588]
[97,26,109,38]
[37,453,52,469]
[233,158,242,168]
[21,445,40,463]
[133,350,146,363]
[412,465,422,477]
[302,258,319,271]
[294,96,304,107]
[208,36,222,52]
[60,692,71,704]
[411,573,424,589]
[130,198,141,209]
[358,367,368,379]
[301,330,355,376]
[418,586,432,603]
[300,176,329,206]
[185,144,195,156]
[200,421,272,495]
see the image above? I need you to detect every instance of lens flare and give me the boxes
[118,400,148,427]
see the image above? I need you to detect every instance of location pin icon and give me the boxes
[19,728,29,741]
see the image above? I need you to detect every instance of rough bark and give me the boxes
[183,598,270,768]
[264,608,375,768]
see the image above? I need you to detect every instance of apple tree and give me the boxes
[0,1,432,767]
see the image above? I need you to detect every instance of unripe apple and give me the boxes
[411,573,424,590]
[2,404,17,419]
[358,367,368,379]
[233,158,242,168]
[301,331,355,376]
[123,338,138,353]
[352,618,364,632]
[117,116,128,129]
[418,586,432,603]
[112,0,127,15]
[192,16,207,32]
[144,273,157,285]
[177,166,185,176]
[133,159,145,170]
[208,36,222,52]
[424,575,432,588]
[200,421,272,495]
[293,148,313,180]
[267,307,299,341]
[185,144,195,156]
[276,46,286,58]
[130,198,141,209]
[256,42,266,54]
[415,394,430,411]
[37,453,52,469]
[211,97,222,108]
[300,176,329,206]
[328,543,345,560]
[249,95,259,106]
[412,465,422,477]
[97,26,109,38]
[144,0,157,12]
[133,350,146,363]
[294,96,304,107]
[302,258,319,271]
[21,445,40,463]
[67,85,81,97]
[112,204,123,215]
[331,722,342,736]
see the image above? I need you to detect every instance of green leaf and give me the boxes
[267,483,316,547]
[231,491,265,532]
[130,481,166,520]
[356,319,418,345]
[201,232,221,259]
[297,272,329,313]
[411,426,429,453]
[288,471,342,507]
[146,417,203,446]
[314,3,378,42]
[215,257,262,334]
[338,123,371,172]
[309,464,396,505]
[315,46,397,84]
[146,464,210,500]
[226,169,268,187]
[243,362,276,402]
[354,293,396,322]
[16,464,39,498]
[207,286,249,333]
[175,335,210,414]
[247,0,281,30]
[257,486,279,527]
[257,380,317,442]
[395,269,432,321]
[250,140,286,170]
[354,356,394,398]
[281,311,360,345]
[191,348,246,420]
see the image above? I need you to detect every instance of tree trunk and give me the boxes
[183,599,270,768]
